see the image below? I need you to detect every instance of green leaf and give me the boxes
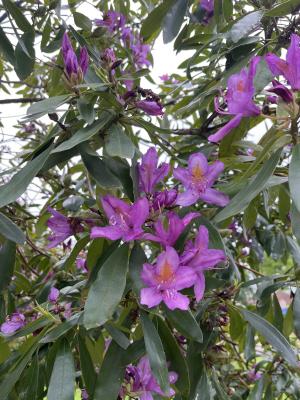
[26,95,71,120]
[164,307,203,343]
[40,314,80,343]
[228,11,264,43]
[84,244,129,329]
[53,111,116,153]
[0,212,25,244]
[291,202,300,241]
[47,339,75,400]
[293,288,300,339]
[0,240,16,293]
[105,324,130,349]
[24,353,40,400]
[163,0,188,44]
[0,144,53,208]
[105,124,135,159]
[62,235,90,270]
[211,369,230,400]
[240,308,298,367]
[289,143,300,214]
[80,144,121,188]
[77,96,95,125]
[3,0,33,32]
[214,149,282,223]
[78,335,96,396]
[155,316,190,396]
[140,311,170,394]
[14,31,35,80]
[0,26,15,65]
[73,12,92,31]
[254,59,273,92]
[129,243,147,294]
[93,341,124,399]
[265,0,300,16]
[141,0,174,41]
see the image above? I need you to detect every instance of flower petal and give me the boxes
[199,188,229,207]
[176,190,199,207]
[208,114,243,143]
[141,263,156,286]
[194,272,205,301]
[90,226,122,240]
[206,160,225,186]
[140,287,162,308]
[173,266,197,290]
[188,152,208,176]
[162,290,190,310]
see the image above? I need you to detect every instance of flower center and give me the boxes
[157,261,174,284]
[191,165,208,192]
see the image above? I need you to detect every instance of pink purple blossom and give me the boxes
[180,226,226,301]
[143,211,199,247]
[152,189,178,211]
[267,80,293,103]
[1,312,26,335]
[47,207,84,248]
[122,356,178,399]
[62,32,89,82]
[266,34,300,90]
[199,0,214,24]
[140,246,196,310]
[174,152,229,207]
[90,195,149,242]
[138,147,169,194]
[95,11,126,33]
[136,100,164,116]
[209,56,260,142]
[48,287,60,303]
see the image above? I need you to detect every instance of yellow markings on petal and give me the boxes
[157,261,173,283]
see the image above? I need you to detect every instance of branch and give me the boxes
[0,98,42,104]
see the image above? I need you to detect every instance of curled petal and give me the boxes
[208,113,243,143]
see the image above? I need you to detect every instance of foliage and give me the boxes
[0,0,300,399]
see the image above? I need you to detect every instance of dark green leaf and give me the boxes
[128,243,147,294]
[3,0,33,32]
[78,334,96,396]
[0,212,25,244]
[40,314,80,343]
[289,143,300,214]
[0,240,16,293]
[73,12,92,31]
[0,26,15,65]
[141,0,174,41]
[105,124,135,159]
[240,308,298,367]
[163,0,188,44]
[84,244,129,329]
[47,339,75,400]
[0,144,53,208]
[93,341,124,400]
[77,96,95,125]
[14,31,35,80]
[164,307,203,343]
[26,95,71,120]
[155,316,190,396]
[105,324,130,350]
[80,144,121,188]
[24,353,40,400]
[140,311,170,394]
[254,59,273,92]
[53,111,116,153]
[265,0,300,16]
[214,149,282,223]
[293,288,300,339]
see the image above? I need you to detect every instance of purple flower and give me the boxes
[247,369,262,382]
[199,0,214,24]
[63,303,72,319]
[90,195,149,242]
[267,80,293,103]
[209,57,261,142]
[76,257,88,273]
[174,152,229,207]
[48,287,60,303]
[152,189,178,211]
[62,33,89,82]
[181,226,226,301]
[81,389,89,400]
[266,34,300,90]
[121,27,134,45]
[101,48,116,65]
[136,100,164,116]
[47,207,84,248]
[138,147,169,194]
[143,211,199,247]
[95,11,126,33]
[1,312,26,335]
[140,246,196,310]
[131,39,151,68]
[124,356,178,399]
[160,74,170,82]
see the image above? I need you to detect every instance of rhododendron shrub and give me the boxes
[0,1,300,399]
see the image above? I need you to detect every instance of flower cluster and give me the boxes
[62,32,89,86]
[211,33,300,142]
[90,147,228,310]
